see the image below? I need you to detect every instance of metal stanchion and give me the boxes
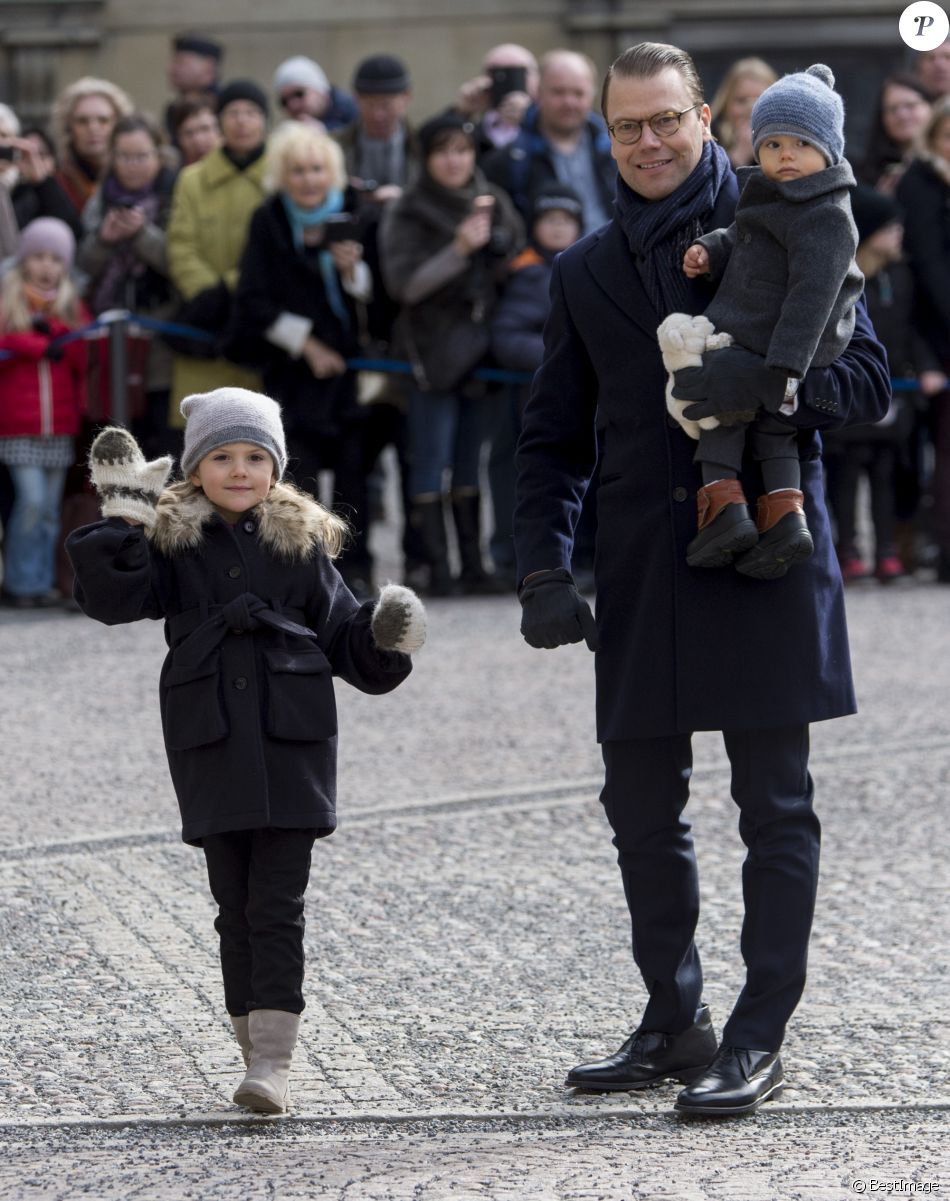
[107,314,129,428]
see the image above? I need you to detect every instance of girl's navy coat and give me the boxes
[514,177,891,740]
[67,482,411,844]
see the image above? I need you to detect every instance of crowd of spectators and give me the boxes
[1,32,950,608]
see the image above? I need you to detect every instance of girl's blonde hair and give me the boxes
[51,76,134,158]
[1,263,81,332]
[263,121,347,194]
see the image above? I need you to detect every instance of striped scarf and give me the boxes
[614,140,731,318]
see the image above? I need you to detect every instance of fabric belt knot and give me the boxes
[172,593,319,669]
[220,593,261,633]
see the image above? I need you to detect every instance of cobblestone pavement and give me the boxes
[0,578,947,1197]
[1,1110,946,1200]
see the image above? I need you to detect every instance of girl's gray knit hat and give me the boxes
[751,63,844,166]
[180,387,287,479]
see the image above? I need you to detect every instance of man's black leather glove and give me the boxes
[519,568,598,651]
[672,345,788,423]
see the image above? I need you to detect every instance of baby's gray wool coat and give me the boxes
[698,160,864,378]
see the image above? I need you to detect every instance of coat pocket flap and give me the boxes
[164,656,220,688]
[162,652,228,750]
[263,647,336,741]
[264,648,330,675]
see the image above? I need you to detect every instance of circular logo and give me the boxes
[900,1,950,50]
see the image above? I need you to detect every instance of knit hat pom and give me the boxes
[806,64,835,89]
[751,61,845,166]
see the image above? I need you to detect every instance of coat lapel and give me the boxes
[584,221,661,340]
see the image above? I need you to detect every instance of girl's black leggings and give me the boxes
[202,827,317,1016]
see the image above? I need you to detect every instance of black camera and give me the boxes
[0,145,17,162]
[487,225,514,258]
[488,65,528,108]
[322,213,362,244]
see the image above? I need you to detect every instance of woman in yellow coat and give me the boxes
[166,81,269,417]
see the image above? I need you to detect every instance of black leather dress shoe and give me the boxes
[674,1046,784,1116]
[565,1004,717,1091]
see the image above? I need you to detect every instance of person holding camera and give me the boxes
[227,123,377,596]
[483,49,615,235]
[0,105,82,239]
[272,56,357,134]
[379,112,523,596]
[76,114,178,452]
[454,44,539,153]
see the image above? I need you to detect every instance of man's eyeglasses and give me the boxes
[280,89,308,107]
[607,104,701,145]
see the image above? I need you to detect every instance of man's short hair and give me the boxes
[600,42,704,119]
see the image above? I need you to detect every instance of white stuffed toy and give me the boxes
[657,313,734,441]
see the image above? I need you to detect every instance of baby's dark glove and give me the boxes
[519,568,598,652]
[672,345,787,422]
[370,584,427,653]
[89,426,173,528]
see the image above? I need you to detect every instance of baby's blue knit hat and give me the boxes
[751,63,844,166]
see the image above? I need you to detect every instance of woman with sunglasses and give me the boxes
[272,56,357,132]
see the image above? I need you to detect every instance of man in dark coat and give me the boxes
[514,43,890,1116]
[482,49,616,236]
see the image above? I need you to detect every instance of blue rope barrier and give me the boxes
[0,309,934,394]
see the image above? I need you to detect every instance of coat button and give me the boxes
[228,565,241,578]
[233,677,248,690]
[243,520,255,533]
[673,486,688,502]
[743,233,751,243]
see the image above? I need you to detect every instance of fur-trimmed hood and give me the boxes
[148,480,346,561]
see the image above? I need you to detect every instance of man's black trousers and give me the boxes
[600,725,819,1051]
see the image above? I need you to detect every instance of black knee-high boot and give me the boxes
[451,490,507,594]
[411,495,454,597]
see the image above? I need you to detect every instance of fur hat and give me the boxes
[180,387,287,479]
[17,217,75,269]
[353,54,411,96]
[751,63,844,167]
[216,79,269,118]
[273,56,330,98]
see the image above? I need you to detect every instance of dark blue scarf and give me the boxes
[614,140,732,318]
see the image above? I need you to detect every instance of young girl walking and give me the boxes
[66,386,426,1113]
[0,217,88,607]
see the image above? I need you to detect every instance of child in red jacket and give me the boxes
[0,217,88,606]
